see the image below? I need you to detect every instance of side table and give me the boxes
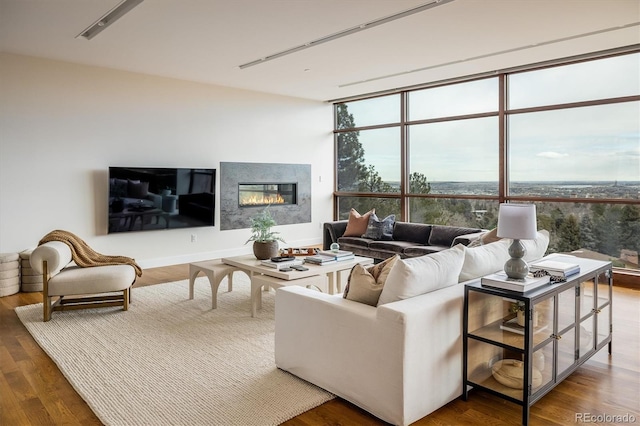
[463,255,612,425]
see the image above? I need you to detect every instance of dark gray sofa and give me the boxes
[323,220,484,260]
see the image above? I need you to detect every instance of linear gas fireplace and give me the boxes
[220,162,311,230]
[238,183,297,207]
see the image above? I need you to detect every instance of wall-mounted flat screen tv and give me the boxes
[108,167,216,233]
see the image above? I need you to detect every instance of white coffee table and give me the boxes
[188,260,251,309]
[221,254,374,295]
[221,254,374,316]
[249,273,328,317]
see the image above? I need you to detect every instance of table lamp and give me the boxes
[497,203,537,279]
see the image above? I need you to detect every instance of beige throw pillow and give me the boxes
[344,255,398,306]
[481,228,501,244]
[343,208,375,237]
[377,246,465,305]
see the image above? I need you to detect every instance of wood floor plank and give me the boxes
[2,263,638,426]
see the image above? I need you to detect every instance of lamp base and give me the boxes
[504,239,529,279]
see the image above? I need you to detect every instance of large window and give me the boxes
[334,50,640,273]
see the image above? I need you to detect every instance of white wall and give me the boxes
[0,53,334,267]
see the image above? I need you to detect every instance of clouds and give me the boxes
[338,52,640,183]
[537,151,569,159]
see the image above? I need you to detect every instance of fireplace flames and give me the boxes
[240,193,286,206]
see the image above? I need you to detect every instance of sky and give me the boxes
[342,53,640,182]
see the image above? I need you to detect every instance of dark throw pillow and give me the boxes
[128,180,149,199]
[362,213,396,240]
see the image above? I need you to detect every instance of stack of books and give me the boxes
[500,317,549,335]
[529,259,580,282]
[481,272,551,293]
[304,250,354,265]
[317,250,355,261]
[260,258,303,270]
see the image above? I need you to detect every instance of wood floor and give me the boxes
[2,264,639,426]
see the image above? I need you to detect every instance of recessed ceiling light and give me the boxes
[238,0,454,69]
[76,0,144,40]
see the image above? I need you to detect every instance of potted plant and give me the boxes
[245,206,285,260]
[509,301,538,327]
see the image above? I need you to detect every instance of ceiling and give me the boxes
[1,0,639,102]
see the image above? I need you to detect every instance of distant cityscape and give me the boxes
[411,181,639,199]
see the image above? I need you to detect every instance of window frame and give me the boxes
[332,48,640,282]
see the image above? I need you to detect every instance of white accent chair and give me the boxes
[30,241,136,322]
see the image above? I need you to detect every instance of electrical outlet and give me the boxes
[191,234,197,243]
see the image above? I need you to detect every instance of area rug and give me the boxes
[15,276,334,426]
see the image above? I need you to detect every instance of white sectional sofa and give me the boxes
[275,231,549,425]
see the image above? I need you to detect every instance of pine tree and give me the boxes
[619,205,640,254]
[579,215,598,251]
[336,104,366,192]
[557,214,581,252]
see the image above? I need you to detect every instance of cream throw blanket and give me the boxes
[39,230,143,277]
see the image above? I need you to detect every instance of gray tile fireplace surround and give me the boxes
[220,162,311,231]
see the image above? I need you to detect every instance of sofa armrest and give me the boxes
[452,231,486,247]
[323,220,348,249]
[30,241,72,276]
[145,192,163,208]
[275,283,465,425]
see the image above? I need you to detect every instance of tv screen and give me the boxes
[108,167,216,233]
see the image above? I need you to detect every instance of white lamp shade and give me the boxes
[497,203,537,240]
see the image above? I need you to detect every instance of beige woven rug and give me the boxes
[15,276,334,426]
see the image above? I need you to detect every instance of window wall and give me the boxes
[334,50,640,272]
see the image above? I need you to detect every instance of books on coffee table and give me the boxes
[481,272,550,293]
[317,250,354,260]
[260,258,303,269]
[304,255,338,265]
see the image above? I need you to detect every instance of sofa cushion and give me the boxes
[402,245,447,257]
[343,255,398,306]
[378,245,465,305]
[368,240,416,254]
[338,236,373,248]
[392,222,431,244]
[428,225,481,247]
[344,208,374,237]
[362,213,395,240]
[458,230,550,282]
[458,239,511,282]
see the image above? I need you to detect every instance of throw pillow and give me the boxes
[467,228,502,248]
[128,180,149,198]
[343,208,375,237]
[377,246,465,305]
[481,228,501,244]
[458,239,511,282]
[362,213,396,240]
[343,255,399,306]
